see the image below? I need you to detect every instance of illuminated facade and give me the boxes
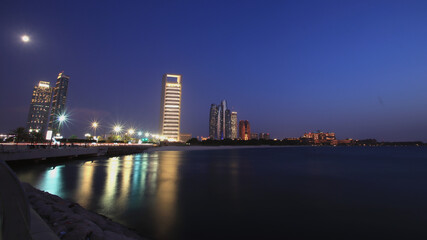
[48,72,70,134]
[160,74,182,141]
[302,132,336,144]
[26,81,52,135]
[239,120,251,140]
[231,111,238,139]
[209,104,218,139]
[209,100,233,140]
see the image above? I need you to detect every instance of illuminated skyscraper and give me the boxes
[209,100,233,140]
[160,74,182,141]
[239,120,251,140]
[209,104,219,139]
[231,111,238,139]
[48,72,70,134]
[218,100,227,139]
[26,81,52,135]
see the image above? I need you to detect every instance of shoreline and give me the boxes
[145,145,300,153]
[23,183,147,240]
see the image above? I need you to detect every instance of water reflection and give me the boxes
[154,151,182,239]
[39,165,64,196]
[101,157,120,212]
[75,161,95,207]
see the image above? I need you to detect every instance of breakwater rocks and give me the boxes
[22,183,147,240]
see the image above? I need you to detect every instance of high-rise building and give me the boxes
[225,109,231,139]
[259,132,270,140]
[239,120,251,140]
[231,111,238,139]
[218,100,227,139]
[251,133,259,140]
[48,72,70,134]
[209,100,233,140]
[26,81,52,135]
[160,74,182,141]
[209,104,219,139]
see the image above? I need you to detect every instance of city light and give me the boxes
[138,131,142,136]
[21,35,30,42]
[145,133,149,137]
[128,129,135,135]
[113,125,122,134]
[91,121,99,139]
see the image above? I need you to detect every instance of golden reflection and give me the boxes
[118,155,134,207]
[101,157,119,211]
[75,161,95,207]
[154,151,182,239]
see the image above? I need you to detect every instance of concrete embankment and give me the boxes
[105,145,154,156]
[23,183,147,240]
[0,144,156,162]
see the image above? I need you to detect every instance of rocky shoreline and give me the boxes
[22,183,147,240]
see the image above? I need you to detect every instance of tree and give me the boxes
[10,127,30,142]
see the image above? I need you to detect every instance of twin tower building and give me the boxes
[27,72,70,138]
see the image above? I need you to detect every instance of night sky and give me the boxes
[1,0,427,141]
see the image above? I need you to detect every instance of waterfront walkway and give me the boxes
[0,143,155,162]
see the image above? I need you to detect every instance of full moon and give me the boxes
[21,35,30,42]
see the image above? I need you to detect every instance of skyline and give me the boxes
[1,1,427,141]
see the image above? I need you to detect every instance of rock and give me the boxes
[21,182,146,240]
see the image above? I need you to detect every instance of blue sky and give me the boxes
[1,0,427,141]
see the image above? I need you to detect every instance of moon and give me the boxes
[21,35,30,42]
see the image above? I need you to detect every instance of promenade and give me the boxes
[0,143,155,162]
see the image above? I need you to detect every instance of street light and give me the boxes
[138,131,142,136]
[91,121,98,137]
[128,129,135,135]
[113,125,122,134]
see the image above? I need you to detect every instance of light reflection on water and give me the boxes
[12,147,427,240]
[39,165,64,196]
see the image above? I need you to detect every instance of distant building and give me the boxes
[209,104,218,139]
[160,74,182,141]
[239,120,251,140]
[259,132,270,140]
[179,133,192,143]
[48,72,70,135]
[26,81,52,136]
[250,133,258,140]
[301,132,336,144]
[231,111,238,139]
[209,100,234,140]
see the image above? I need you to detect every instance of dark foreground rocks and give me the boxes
[22,183,147,240]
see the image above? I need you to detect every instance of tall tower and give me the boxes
[209,104,219,139]
[239,120,251,140]
[48,72,70,134]
[218,100,227,139]
[231,111,238,139]
[160,74,182,141]
[225,109,231,139]
[26,81,52,136]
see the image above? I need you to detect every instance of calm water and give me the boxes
[10,146,427,239]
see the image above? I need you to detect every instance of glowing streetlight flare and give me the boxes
[21,35,30,42]
[92,122,98,128]
[113,125,122,134]
[128,129,135,135]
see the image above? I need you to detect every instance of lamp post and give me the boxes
[113,125,122,141]
[91,121,98,139]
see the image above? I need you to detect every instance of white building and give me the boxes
[159,74,182,141]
